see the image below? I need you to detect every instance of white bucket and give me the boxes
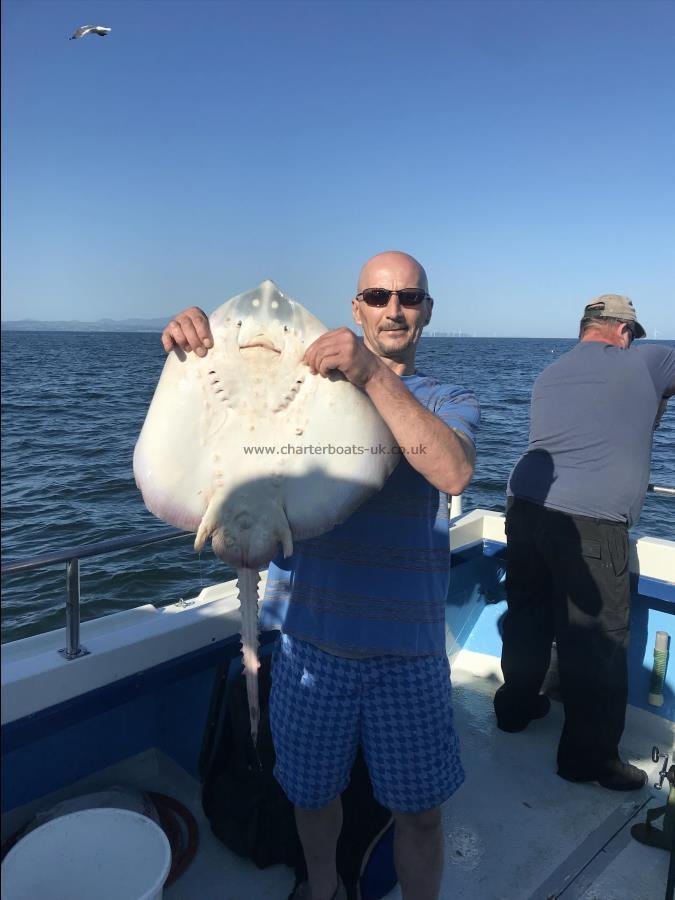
[1,808,172,900]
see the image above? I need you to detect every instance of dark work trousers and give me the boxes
[500,498,631,773]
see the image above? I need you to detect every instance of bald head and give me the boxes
[357,251,429,295]
[351,250,432,372]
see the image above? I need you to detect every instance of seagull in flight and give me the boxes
[69,25,112,40]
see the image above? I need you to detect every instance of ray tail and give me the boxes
[236,567,261,746]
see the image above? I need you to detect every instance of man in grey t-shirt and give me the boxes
[494,295,675,791]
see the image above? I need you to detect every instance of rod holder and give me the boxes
[648,630,670,707]
[59,558,89,660]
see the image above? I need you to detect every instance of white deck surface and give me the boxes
[6,649,672,900]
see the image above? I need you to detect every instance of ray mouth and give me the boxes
[238,337,281,355]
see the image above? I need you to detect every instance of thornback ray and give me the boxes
[133,280,399,744]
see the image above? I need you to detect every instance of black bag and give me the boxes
[200,646,301,869]
[200,640,397,899]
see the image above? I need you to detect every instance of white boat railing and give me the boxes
[1,527,191,659]
[1,485,673,661]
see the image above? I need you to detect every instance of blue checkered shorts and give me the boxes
[269,634,464,813]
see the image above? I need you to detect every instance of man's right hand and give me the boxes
[161,307,214,357]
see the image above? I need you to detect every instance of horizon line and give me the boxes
[2,325,673,341]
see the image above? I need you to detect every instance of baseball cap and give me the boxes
[583,294,646,339]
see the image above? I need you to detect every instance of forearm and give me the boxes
[364,362,474,495]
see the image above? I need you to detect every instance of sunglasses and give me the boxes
[622,322,637,341]
[356,288,430,308]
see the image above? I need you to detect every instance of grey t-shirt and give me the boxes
[508,341,675,527]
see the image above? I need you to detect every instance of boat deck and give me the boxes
[11,648,673,900]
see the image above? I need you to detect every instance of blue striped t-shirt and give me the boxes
[258,372,480,657]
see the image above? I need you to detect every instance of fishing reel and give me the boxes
[630,745,674,854]
[651,745,674,792]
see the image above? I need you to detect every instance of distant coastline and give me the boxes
[1,318,167,333]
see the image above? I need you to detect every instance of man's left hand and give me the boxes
[304,328,380,388]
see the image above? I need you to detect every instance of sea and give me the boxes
[2,332,674,644]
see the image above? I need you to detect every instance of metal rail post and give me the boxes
[61,558,88,659]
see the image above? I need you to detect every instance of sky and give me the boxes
[2,0,674,337]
